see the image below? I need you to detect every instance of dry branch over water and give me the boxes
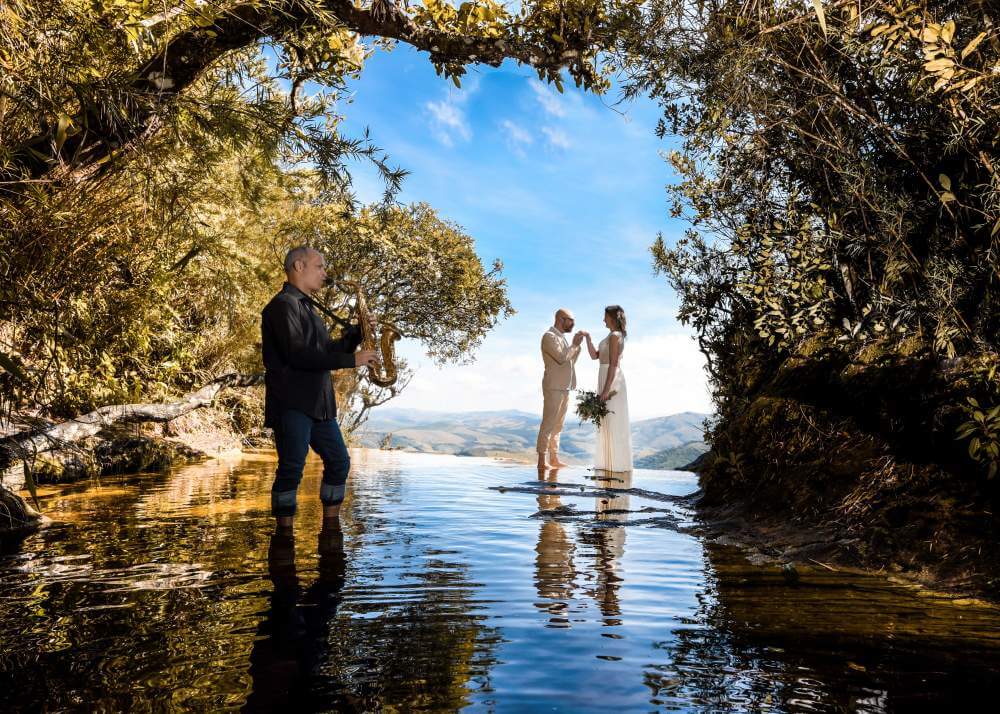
[1,373,262,463]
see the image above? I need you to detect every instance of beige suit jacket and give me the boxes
[541,326,581,391]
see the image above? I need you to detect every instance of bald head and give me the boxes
[284,245,317,273]
[553,308,575,334]
[283,245,327,295]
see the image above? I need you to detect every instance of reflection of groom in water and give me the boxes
[261,246,379,534]
[537,309,586,469]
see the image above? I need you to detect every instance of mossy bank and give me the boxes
[693,337,1000,599]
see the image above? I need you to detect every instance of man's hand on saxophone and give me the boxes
[355,315,380,368]
[355,349,380,369]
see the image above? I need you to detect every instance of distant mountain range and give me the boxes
[354,408,710,469]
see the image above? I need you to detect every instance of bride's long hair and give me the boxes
[605,305,627,338]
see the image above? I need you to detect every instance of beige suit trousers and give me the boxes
[537,389,570,455]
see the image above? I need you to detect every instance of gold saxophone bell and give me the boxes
[341,280,401,387]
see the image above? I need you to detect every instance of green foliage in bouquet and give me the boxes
[575,390,616,427]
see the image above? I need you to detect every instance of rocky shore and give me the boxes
[0,407,252,539]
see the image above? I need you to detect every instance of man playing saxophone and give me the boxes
[261,246,379,536]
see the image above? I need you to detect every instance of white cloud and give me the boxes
[500,119,532,144]
[611,332,713,419]
[500,119,533,156]
[541,125,572,150]
[426,96,472,146]
[530,80,568,117]
[424,79,481,147]
[385,328,712,422]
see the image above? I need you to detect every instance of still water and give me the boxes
[2,450,999,712]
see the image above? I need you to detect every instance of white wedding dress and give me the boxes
[594,331,633,473]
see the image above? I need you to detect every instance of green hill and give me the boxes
[634,441,709,470]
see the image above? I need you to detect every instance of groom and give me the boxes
[537,308,586,469]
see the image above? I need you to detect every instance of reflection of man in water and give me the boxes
[244,519,348,711]
[533,468,577,625]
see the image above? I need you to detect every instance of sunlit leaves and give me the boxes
[960,31,988,61]
[314,202,513,365]
[730,210,838,350]
[956,361,1000,479]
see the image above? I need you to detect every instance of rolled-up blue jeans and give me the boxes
[271,409,350,518]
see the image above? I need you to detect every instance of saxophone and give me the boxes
[341,280,401,387]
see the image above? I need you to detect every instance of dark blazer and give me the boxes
[261,282,363,428]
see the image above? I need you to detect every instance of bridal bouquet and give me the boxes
[575,390,616,427]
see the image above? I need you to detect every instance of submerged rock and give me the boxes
[0,486,44,540]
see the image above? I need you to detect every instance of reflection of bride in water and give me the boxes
[583,470,631,618]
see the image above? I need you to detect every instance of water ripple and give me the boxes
[0,451,999,713]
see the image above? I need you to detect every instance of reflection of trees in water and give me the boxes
[642,543,1000,712]
[642,583,791,711]
[0,461,280,711]
[0,529,273,709]
[246,521,501,712]
[642,542,862,711]
[0,453,500,711]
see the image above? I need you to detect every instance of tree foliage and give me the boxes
[0,25,513,429]
[0,0,640,189]
[0,0,643,430]
[635,1,1000,449]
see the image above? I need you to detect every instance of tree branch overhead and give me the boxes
[4,0,606,186]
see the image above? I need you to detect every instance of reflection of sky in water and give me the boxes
[1,450,999,712]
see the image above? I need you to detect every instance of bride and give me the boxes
[584,305,633,473]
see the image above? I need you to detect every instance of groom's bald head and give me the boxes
[554,308,575,333]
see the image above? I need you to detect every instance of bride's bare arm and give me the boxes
[585,333,599,360]
[600,334,621,400]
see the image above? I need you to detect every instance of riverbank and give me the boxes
[9,407,246,488]
[683,339,1000,604]
[0,407,252,537]
[687,462,1000,603]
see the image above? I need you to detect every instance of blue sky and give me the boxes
[332,46,711,419]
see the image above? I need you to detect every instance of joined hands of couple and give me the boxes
[571,330,615,404]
